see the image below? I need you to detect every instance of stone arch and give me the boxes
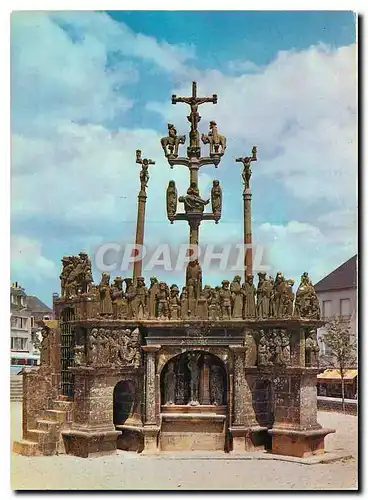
[113,380,135,426]
[157,346,229,375]
[160,350,228,407]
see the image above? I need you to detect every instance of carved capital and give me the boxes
[142,345,161,353]
[229,345,246,354]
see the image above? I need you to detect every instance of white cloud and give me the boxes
[11,236,57,281]
[148,43,357,207]
[256,219,356,284]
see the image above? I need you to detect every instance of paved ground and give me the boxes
[10,403,358,490]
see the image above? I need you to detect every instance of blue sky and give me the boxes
[11,11,357,306]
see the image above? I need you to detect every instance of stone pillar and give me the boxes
[269,367,335,457]
[200,355,211,405]
[243,188,252,279]
[141,345,161,453]
[133,190,147,285]
[229,346,267,452]
[62,367,120,458]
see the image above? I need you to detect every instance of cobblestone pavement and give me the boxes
[10,403,358,490]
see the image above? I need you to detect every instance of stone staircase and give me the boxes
[10,375,23,402]
[12,396,73,456]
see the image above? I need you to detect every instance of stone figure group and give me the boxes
[59,253,321,321]
[163,354,225,406]
[88,327,141,369]
[257,329,291,367]
[60,252,93,298]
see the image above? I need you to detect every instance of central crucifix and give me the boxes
[161,81,226,292]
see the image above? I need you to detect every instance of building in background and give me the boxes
[314,255,357,358]
[10,282,53,374]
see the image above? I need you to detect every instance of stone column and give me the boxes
[200,355,211,405]
[141,345,161,453]
[62,367,120,458]
[229,346,267,452]
[133,190,147,285]
[243,188,252,280]
[269,367,335,457]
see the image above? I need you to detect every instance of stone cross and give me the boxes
[172,81,217,153]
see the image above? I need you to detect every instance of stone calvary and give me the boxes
[13,82,334,459]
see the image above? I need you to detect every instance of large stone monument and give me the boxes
[13,81,334,459]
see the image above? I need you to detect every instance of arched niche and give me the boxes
[113,380,135,426]
[160,350,227,407]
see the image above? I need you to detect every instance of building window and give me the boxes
[11,337,28,351]
[340,298,351,317]
[322,300,332,319]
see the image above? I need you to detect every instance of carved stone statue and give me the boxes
[74,345,85,366]
[98,273,113,316]
[280,330,291,366]
[60,256,74,298]
[187,278,198,318]
[160,123,185,158]
[230,275,243,319]
[125,278,137,319]
[305,328,319,367]
[273,272,285,318]
[186,259,202,298]
[187,353,201,405]
[244,329,258,366]
[197,290,209,319]
[135,277,148,319]
[210,365,224,405]
[166,180,178,222]
[281,279,295,317]
[211,179,222,222]
[201,120,226,156]
[236,147,257,190]
[242,274,256,318]
[169,284,181,320]
[40,324,51,366]
[88,328,99,365]
[148,277,159,318]
[180,286,189,320]
[273,332,283,365]
[258,330,270,366]
[157,281,170,319]
[256,273,270,319]
[179,182,209,213]
[208,288,219,320]
[294,272,321,319]
[220,280,232,320]
[111,276,125,319]
[164,362,176,405]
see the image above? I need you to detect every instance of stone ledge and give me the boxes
[268,427,335,437]
[130,449,353,465]
[161,413,226,421]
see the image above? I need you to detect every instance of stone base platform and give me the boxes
[115,424,144,453]
[268,427,336,458]
[160,405,227,452]
[142,449,352,465]
[62,428,121,458]
[229,425,269,452]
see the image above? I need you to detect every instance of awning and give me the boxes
[317,369,357,381]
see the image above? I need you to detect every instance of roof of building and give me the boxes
[314,255,357,293]
[317,369,358,381]
[26,296,53,314]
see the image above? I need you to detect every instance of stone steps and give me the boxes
[12,439,42,457]
[10,376,23,402]
[13,397,73,456]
